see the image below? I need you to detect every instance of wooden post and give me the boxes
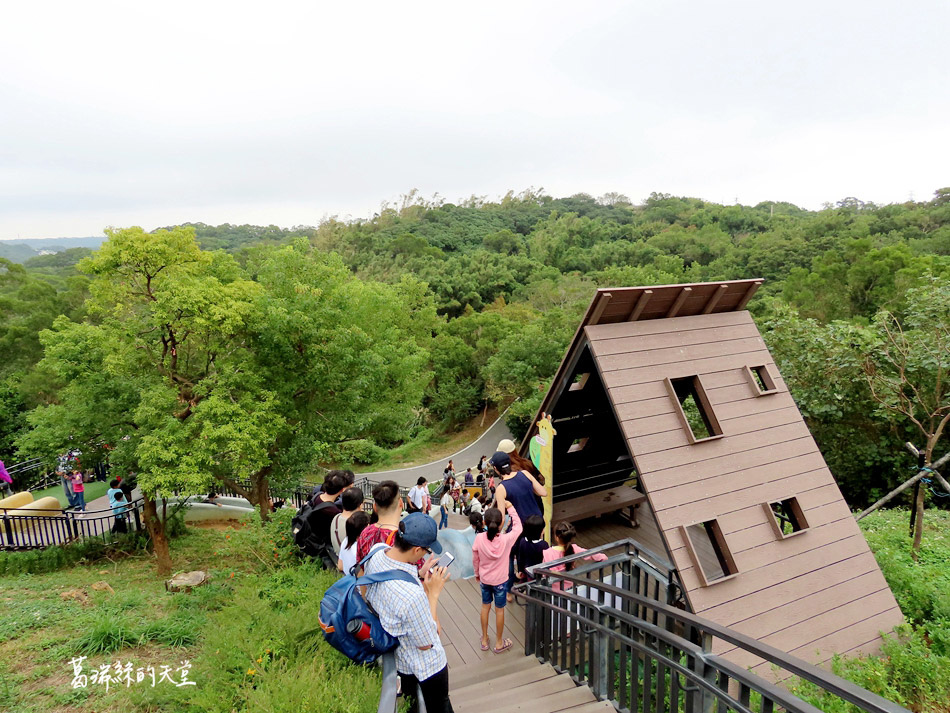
[857,448,950,521]
[909,481,920,536]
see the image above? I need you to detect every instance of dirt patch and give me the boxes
[91,581,115,595]
[22,667,72,694]
[188,519,245,531]
[59,588,92,606]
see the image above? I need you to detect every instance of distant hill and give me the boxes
[0,237,105,263]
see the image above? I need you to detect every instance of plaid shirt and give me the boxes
[363,551,446,681]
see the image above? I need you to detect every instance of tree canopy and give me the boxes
[4,187,950,518]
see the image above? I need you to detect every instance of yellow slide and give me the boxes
[0,491,34,510]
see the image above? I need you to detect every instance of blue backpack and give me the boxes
[318,546,419,664]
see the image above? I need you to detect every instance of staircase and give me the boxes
[451,655,613,713]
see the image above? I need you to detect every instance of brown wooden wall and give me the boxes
[585,310,904,667]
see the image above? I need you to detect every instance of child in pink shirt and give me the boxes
[472,507,522,654]
[541,521,607,590]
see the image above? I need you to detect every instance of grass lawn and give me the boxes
[0,510,383,713]
[29,481,110,508]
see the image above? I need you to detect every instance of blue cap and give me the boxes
[399,512,442,553]
[489,451,510,471]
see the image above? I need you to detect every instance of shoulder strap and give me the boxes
[310,500,336,514]
[356,569,419,587]
[354,539,390,571]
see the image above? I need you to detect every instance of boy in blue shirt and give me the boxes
[110,487,129,534]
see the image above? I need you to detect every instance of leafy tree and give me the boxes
[863,278,950,557]
[18,228,429,576]
[759,303,907,505]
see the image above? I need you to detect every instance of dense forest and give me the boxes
[2,188,948,511]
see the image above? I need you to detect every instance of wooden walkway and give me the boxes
[439,510,655,712]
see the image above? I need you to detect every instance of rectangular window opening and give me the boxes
[666,376,723,443]
[766,497,809,538]
[569,373,590,391]
[682,519,737,585]
[567,437,589,453]
[745,364,778,396]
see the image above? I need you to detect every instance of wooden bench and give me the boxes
[553,488,646,528]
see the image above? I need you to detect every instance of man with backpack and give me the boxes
[363,513,453,713]
[292,471,345,569]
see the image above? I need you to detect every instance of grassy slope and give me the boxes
[0,511,382,713]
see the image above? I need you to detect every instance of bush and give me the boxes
[504,391,544,441]
[327,439,387,465]
[789,625,950,713]
[0,532,149,576]
[221,507,301,572]
[74,618,139,655]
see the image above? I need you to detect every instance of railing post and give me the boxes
[1,515,13,549]
[592,608,610,700]
[688,631,717,713]
[377,652,398,713]
[523,589,537,657]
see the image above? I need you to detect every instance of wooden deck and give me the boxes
[437,510,666,712]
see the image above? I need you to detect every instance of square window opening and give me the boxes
[683,519,737,585]
[766,497,809,538]
[569,373,590,392]
[567,437,589,453]
[666,376,723,442]
[745,365,777,395]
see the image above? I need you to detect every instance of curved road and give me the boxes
[360,412,514,488]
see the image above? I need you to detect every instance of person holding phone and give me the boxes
[363,512,454,713]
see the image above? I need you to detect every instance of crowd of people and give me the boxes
[295,441,606,713]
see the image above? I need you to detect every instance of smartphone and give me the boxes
[435,551,455,570]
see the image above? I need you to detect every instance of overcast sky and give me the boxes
[1,0,947,239]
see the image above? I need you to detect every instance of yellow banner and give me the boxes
[535,413,556,543]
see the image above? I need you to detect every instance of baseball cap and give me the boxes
[496,438,516,453]
[489,451,511,470]
[399,512,443,553]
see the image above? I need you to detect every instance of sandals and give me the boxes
[492,638,513,654]
[480,639,490,651]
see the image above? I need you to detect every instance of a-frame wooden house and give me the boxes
[523,279,903,672]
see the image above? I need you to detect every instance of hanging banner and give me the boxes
[533,413,556,542]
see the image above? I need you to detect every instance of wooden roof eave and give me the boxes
[516,279,764,455]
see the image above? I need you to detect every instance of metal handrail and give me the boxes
[516,544,908,713]
[0,498,146,550]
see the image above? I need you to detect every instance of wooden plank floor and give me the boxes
[437,509,662,711]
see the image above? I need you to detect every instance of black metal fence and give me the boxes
[516,539,907,713]
[0,499,145,550]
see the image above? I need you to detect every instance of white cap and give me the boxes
[497,438,516,453]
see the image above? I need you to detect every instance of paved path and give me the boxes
[360,412,514,489]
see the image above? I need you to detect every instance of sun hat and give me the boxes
[496,438,516,453]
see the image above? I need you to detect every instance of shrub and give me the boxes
[327,439,387,465]
[222,507,301,572]
[74,618,139,655]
